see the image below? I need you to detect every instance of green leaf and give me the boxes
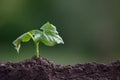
[13,32,31,53]
[13,30,42,53]
[40,22,64,46]
[29,30,42,43]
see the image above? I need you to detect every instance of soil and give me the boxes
[0,57,120,80]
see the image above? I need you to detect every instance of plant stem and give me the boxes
[36,42,39,57]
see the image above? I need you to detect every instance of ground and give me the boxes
[0,56,120,80]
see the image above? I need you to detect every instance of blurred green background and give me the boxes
[0,0,120,65]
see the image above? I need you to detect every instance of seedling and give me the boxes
[13,22,64,57]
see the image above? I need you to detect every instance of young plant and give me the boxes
[13,22,64,57]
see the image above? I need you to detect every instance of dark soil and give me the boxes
[0,57,120,80]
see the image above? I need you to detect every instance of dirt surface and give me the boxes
[0,57,120,80]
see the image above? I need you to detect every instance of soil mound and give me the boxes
[0,57,120,80]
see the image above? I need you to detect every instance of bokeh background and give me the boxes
[0,0,120,65]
